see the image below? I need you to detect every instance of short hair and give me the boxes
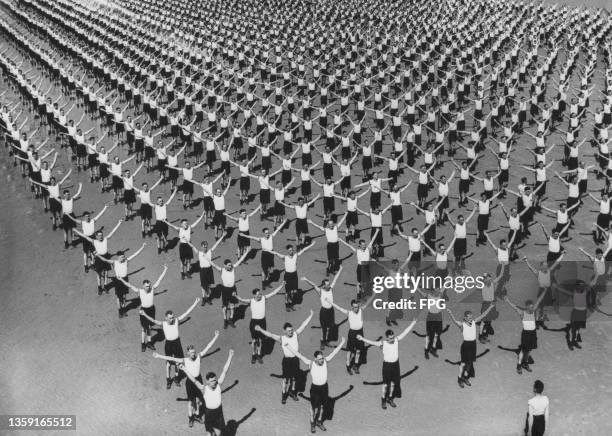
[142,279,151,285]
[350,299,358,306]
[165,310,174,317]
[252,288,261,295]
[283,322,293,330]
[314,351,323,358]
[224,259,232,265]
[186,345,195,351]
[533,380,544,394]
[385,329,394,337]
[206,372,217,381]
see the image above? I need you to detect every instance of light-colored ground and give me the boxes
[1,0,612,435]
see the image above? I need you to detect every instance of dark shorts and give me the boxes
[347,328,364,352]
[155,221,169,237]
[310,383,329,410]
[165,338,184,358]
[114,276,129,298]
[454,238,467,257]
[213,210,226,227]
[295,218,308,235]
[426,320,443,337]
[221,285,237,307]
[460,340,477,364]
[199,266,214,286]
[284,271,298,291]
[282,356,300,379]
[261,251,274,270]
[94,253,112,273]
[140,204,152,220]
[382,360,400,385]
[62,213,76,229]
[179,242,193,262]
[204,406,225,432]
[185,374,204,403]
[520,329,538,352]
[139,305,156,329]
[319,307,335,328]
[249,318,267,340]
[326,242,339,261]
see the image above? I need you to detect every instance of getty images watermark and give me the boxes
[370,271,486,311]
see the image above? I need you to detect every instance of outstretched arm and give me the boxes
[218,350,234,385]
[397,320,417,341]
[296,310,314,334]
[178,298,201,321]
[325,337,346,361]
[199,331,220,357]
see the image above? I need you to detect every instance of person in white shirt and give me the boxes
[180,349,234,435]
[76,221,123,294]
[95,244,146,318]
[283,337,345,433]
[187,236,225,306]
[225,206,261,257]
[308,214,347,274]
[140,298,200,389]
[505,290,548,375]
[239,223,286,288]
[271,242,316,310]
[525,380,549,436]
[256,311,313,404]
[60,184,83,249]
[328,291,376,374]
[302,267,343,350]
[447,304,495,388]
[357,320,417,409]
[153,331,219,427]
[236,285,282,364]
[120,265,168,351]
[148,189,178,253]
[30,170,73,230]
[65,205,108,272]
[279,195,320,249]
[210,251,250,328]
[165,214,205,279]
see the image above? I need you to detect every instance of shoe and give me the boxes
[97,286,103,296]
[463,377,471,387]
[181,272,185,280]
[387,398,397,408]
[572,341,582,349]
[381,398,387,409]
[147,343,156,351]
[568,341,574,350]
[346,365,353,375]
[118,309,123,318]
[353,365,360,374]
[166,378,172,390]
[141,343,146,352]
[84,265,89,273]
[458,377,465,388]
[516,364,522,375]
[311,423,316,433]
[188,417,194,428]
[64,241,69,249]
[320,340,326,351]
[223,320,228,329]
[281,392,288,405]
[522,363,532,372]
[251,355,256,364]
[230,321,236,328]
[316,421,327,431]
[430,349,438,358]
[201,299,206,307]
[174,376,181,387]
[291,391,299,401]
[424,349,429,360]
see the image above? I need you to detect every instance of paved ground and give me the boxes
[1,0,612,435]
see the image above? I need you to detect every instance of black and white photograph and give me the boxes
[0,0,611,434]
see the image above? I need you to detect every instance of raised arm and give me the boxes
[325,337,346,361]
[199,330,220,357]
[397,320,417,341]
[217,350,234,385]
[296,310,314,334]
[178,298,201,321]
